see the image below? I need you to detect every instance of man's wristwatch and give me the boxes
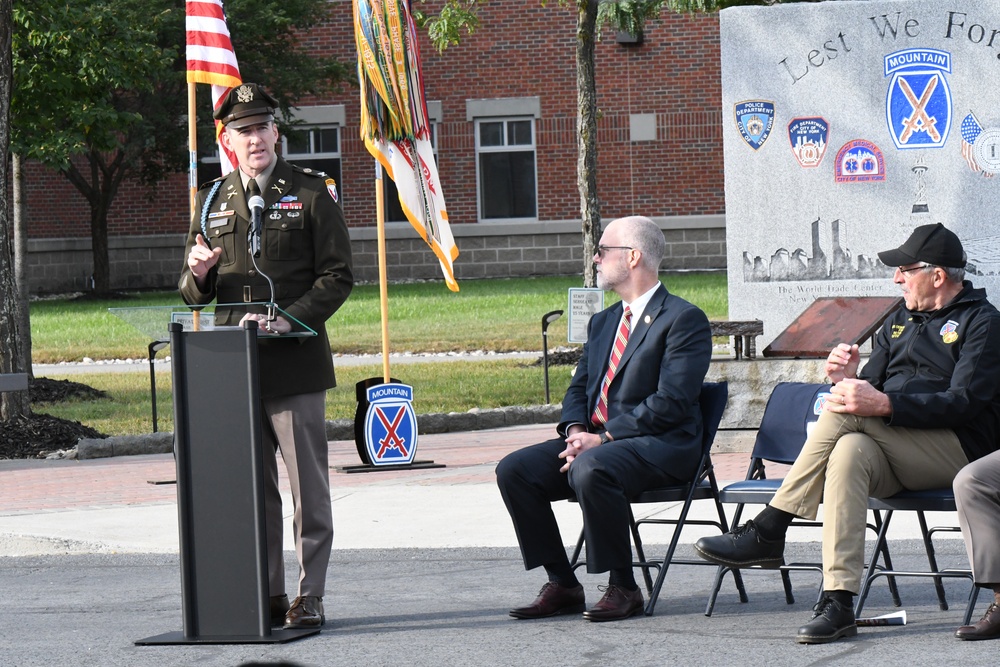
[600,431,612,444]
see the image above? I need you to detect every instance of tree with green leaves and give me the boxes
[419,0,785,286]
[9,0,350,296]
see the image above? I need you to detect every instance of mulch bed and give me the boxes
[0,378,109,460]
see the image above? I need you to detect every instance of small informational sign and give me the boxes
[364,382,418,466]
[170,311,216,330]
[568,288,604,343]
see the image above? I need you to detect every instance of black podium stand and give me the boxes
[136,321,318,645]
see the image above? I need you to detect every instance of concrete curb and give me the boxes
[75,404,564,460]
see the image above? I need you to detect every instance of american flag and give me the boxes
[186,0,242,174]
[960,112,993,178]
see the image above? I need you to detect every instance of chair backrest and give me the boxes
[751,382,831,465]
[699,381,729,454]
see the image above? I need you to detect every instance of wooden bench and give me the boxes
[710,321,764,360]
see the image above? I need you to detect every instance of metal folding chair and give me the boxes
[857,489,981,624]
[570,381,747,616]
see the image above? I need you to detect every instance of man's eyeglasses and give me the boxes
[898,264,932,276]
[596,245,633,258]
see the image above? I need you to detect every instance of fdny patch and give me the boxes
[940,320,959,345]
[364,383,418,465]
[834,139,886,183]
[735,100,775,151]
[325,178,339,202]
[884,49,952,150]
[788,117,830,168]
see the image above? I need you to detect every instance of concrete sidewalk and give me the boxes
[0,423,987,667]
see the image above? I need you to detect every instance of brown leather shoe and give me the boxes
[956,602,1000,641]
[582,584,644,622]
[284,595,325,629]
[509,582,586,619]
[269,594,290,627]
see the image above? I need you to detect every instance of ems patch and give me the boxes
[940,320,959,345]
[834,139,886,183]
[325,178,339,202]
[735,100,775,151]
[788,117,830,168]
[363,383,418,466]
[884,49,952,150]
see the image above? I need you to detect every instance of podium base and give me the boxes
[334,460,446,474]
[135,627,320,645]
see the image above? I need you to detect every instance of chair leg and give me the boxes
[779,567,796,605]
[569,527,586,571]
[713,497,749,604]
[855,509,894,618]
[964,583,983,626]
[916,511,949,611]
[871,510,902,607]
[628,507,655,596]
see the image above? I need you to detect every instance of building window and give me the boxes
[283,125,342,196]
[384,124,438,224]
[476,118,537,220]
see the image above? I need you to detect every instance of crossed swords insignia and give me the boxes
[897,75,941,144]
[375,406,409,458]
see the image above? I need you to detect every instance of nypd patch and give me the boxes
[884,49,952,150]
[735,100,775,151]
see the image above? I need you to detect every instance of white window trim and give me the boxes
[474,116,539,223]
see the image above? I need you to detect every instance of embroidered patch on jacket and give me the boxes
[940,320,959,344]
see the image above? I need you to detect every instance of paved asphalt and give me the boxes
[0,421,991,667]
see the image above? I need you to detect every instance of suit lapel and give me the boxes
[616,284,668,371]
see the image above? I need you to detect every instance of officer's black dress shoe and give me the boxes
[694,520,785,569]
[284,595,325,629]
[955,602,1000,641]
[270,594,290,626]
[509,582,586,619]
[582,584,644,622]
[796,596,857,644]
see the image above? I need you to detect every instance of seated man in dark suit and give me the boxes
[496,215,713,622]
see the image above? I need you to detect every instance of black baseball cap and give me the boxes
[877,223,966,268]
[213,83,278,129]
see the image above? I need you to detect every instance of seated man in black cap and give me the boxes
[695,223,1000,644]
[179,83,353,630]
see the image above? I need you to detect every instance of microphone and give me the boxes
[248,194,265,258]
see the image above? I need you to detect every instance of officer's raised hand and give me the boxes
[187,234,223,289]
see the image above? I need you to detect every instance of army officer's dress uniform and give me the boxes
[179,84,353,629]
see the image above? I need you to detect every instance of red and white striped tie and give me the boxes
[591,306,632,427]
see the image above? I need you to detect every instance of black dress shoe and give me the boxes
[284,595,325,629]
[269,594,290,627]
[582,584,644,622]
[509,582,586,619]
[694,520,785,569]
[796,596,857,644]
[956,602,1000,641]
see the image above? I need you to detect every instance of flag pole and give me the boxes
[375,162,391,383]
[188,80,201,331]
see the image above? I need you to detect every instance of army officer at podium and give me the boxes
[179,83,353,630]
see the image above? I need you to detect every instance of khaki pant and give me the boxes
[954,450,1000,587]
[770,410,968,593]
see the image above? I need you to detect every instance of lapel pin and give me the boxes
[644,315,651,324]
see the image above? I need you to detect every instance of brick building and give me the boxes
[15,1,726,294]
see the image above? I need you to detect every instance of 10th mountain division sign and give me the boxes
[363,383,418,466]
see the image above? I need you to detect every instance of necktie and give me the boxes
[246,178,261,200]
[591,305,632,427]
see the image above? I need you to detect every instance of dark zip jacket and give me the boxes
[860,282,1000,462]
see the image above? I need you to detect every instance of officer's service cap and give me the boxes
[214,83,278,129]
